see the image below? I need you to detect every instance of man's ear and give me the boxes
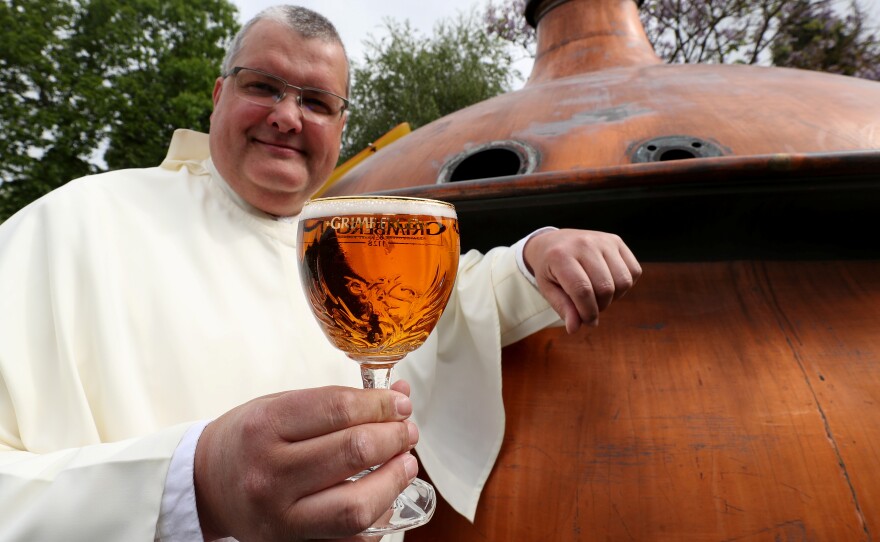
[212,77,225,108]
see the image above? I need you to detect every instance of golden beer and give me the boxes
[297,196,459,363]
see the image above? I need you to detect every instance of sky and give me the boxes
[231,1,499,68]
[230,0,880,83]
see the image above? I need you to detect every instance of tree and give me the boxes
[772,0,880,79]
[0,0,238,222]
[484,0,535,56]
[483,0,880,78]
[638,0,880,71]
[342,14,520,162]
[639,0,786,64]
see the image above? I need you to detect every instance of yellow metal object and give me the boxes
[313,122,412,197]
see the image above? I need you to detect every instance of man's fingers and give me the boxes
[267,386,412,442]
[283,420,419,496]
[577,251,618,313]
[390,379,411,397]
[290,452,420,539]
[619,245,643,291]
[544,255,607,326]
[605,246,641,302]
[537,277,585,333]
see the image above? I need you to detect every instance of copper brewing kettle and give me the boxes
[327,1,880,540]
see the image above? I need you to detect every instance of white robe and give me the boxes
[0,129,561,540]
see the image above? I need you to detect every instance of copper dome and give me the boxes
[327,0,880,199]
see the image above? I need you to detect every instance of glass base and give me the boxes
[361,477,436,535]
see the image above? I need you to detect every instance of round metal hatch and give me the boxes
[437,140,540,183]
[630,135,729,163]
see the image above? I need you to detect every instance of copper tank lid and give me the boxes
[325,0,880,258]
[327,0,879,185]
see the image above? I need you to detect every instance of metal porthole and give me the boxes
[437,140,540,183]
[629,136,729,163]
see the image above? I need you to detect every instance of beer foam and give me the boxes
[300,196,457,219]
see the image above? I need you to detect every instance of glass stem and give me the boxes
[361,363,395,389]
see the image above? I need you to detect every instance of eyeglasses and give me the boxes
[224,66,350,125]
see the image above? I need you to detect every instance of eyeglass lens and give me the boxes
[232,68,345,122]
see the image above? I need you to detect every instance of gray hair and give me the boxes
[221,5,350,94]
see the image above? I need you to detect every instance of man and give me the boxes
[0,5,640,541]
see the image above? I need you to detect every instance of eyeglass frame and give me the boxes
[223,66,351,122]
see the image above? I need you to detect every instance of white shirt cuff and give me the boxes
[157,420,211,542]
[512,226,558,287]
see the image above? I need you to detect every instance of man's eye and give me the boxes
[243,81,280,96]
[301,95,334,115]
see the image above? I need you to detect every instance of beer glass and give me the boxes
[296,195,460,534]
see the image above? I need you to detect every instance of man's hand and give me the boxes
[523,229,642,333]
[194,381,418,541]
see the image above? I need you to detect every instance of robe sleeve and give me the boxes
[0,193,186,541]
[397,246,562,522]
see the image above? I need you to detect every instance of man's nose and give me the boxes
[268,93,304,133]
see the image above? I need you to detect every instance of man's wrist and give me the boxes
[512,226,558,287]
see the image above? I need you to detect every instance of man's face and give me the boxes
[209,20,349,216]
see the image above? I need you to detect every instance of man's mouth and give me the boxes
[254,138,302,155]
